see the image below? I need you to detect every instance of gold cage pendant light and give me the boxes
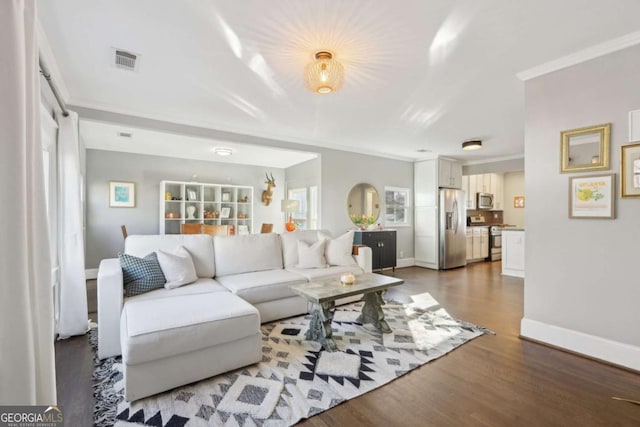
[304,51,344,94]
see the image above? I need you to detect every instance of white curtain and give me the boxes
[0,0,57,404]
[56,111,89,338]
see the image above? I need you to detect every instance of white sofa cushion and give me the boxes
[281,230,322,268]
[322,230,357,266]
[296,239,327,268]
[216,269,307,304]
[214,233,283,277]
[121,292,259,365]
[286,265,364,281]
[125,235,215,278]
[157,246,198,289]
[125,278,228,303]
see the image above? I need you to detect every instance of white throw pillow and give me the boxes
[157,246,198,289]
[296,239,327,269]
[323,230,356,266]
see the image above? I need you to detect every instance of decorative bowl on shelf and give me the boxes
[340,273,356,286]
[165,212,179,219]
[204,210,219,219]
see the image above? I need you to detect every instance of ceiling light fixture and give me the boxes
[213,147,233,156]
[304,51,344,94]
[462,140,482,151]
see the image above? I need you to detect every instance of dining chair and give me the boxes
[202,224,229,236]
[181,223,204,234]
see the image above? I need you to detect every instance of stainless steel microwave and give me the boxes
[477,192,494,210]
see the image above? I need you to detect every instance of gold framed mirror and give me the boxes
[347,183,380,227]
[560,123,610,173]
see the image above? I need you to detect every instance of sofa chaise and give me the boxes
[97,230,372,400]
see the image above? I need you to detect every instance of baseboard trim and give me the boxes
[85,268,98,280]
[502,268,524,278]
[415,261,438,270]
[396,258,415,268]
[520,318,640,371]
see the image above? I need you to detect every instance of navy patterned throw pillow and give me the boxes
[118,252,166,297]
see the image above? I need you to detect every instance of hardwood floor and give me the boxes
[55,262,640,426]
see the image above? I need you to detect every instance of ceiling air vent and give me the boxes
[117,131,132,138]
[114,49,138,71]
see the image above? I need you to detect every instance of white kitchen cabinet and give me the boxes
[502,230,525,277]
[415,160,439,269]
[471,228,483,259]
[462,175,477,209]
[480,227,489,258]
[476,174,491,193]
[469,226,489,260]
[466,229,473,260]
[489,173,504,210]
[465,173,504,210]
[438,158,462,189]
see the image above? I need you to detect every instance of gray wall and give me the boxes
[321,150,414,259]
[523,44,640,349]
[78,105,417,266]
[285,157,321,192]
[463,157,524,175]
[85,149,286,268]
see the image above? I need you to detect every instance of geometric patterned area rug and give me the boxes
[93,292,493,427]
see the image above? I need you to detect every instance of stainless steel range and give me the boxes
[489,226,502,261]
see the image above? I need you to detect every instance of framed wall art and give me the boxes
[621,142,640,198]
[109,181,135,208]
[513,196,525,208]
[560,123,611,173]
[220,207,231,219]
[568,174,615,219]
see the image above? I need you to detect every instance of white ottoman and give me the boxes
[120,292,261,401]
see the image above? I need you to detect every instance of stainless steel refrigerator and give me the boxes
[439,188,467,269]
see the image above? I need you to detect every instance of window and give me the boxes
[288,186,319,230]
[384,186,410,227]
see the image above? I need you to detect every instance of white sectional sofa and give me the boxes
[97,230,372,400]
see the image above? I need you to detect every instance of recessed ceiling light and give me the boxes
[462,140,482,151]
[212,147,234,156]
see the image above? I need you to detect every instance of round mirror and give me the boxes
[347,183,381,228]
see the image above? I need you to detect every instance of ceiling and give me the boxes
[37,0,640,163]
[80,119,318,168]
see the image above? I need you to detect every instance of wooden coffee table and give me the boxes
[289,273,404,351]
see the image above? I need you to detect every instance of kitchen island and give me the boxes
[502,229,525,278]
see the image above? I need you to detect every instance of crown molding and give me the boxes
[37,19,70,101]
[517,30,640,81]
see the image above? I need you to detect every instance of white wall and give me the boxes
[522,44,640,370]
[85,149,285,268]
[502,171,525,227]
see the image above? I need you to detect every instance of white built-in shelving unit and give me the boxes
[160,180,254,235]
